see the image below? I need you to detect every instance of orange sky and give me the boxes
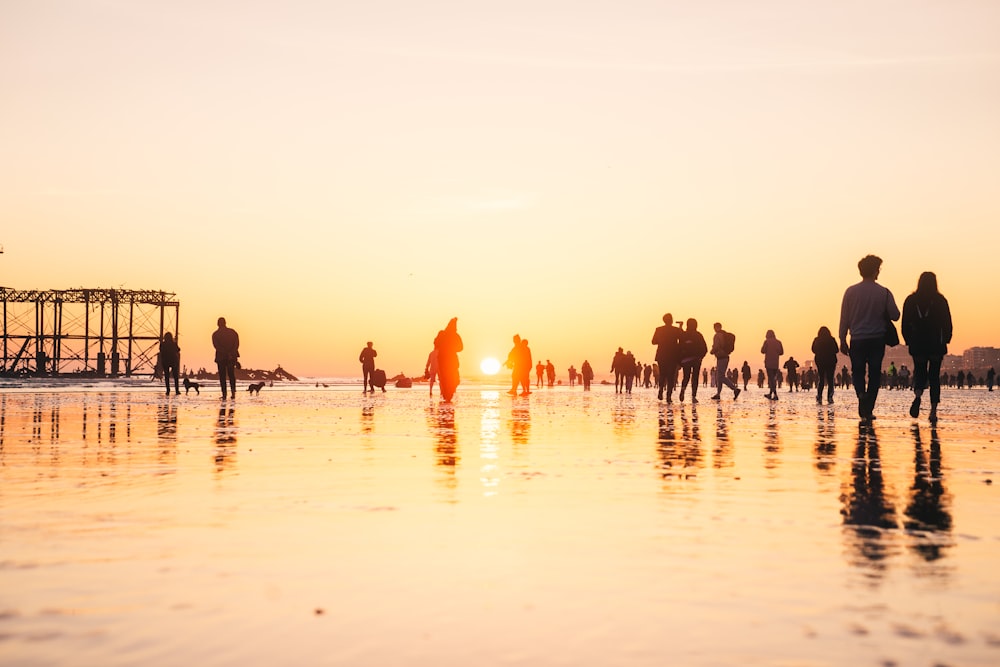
[2,1,998,378]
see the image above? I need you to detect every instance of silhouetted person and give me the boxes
[505,334,523,395]
[621,352,636,394]
[359,341,378,393]
[902,271,953,424]
[761,329,783,400]
[783,356,800,392]
[652,313,681,401]
[424,348,439,396]
[434,318,463,402]
[581,360,594,390]
[536,360,545,388]
[839,254,899,422]
[212,317,240,399]
[756,368,765,389]
[678,317,708,403]
[812,326,839,404]
[709,322,740,401]
[740,360,751,390]
[988,367,996,392]
[159,332,181,396]
[611,347,628,394]
[546,359,556,388]
[517,338,533,395]
[568,365,577,387]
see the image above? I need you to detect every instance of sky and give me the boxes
[2,1,999,378]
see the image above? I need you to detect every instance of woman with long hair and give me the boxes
[901,272,953,423]
[811,326,839,405]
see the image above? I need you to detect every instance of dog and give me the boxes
[248,382,265,395]
[183,377,200,395]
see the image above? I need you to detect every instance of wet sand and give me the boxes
[1,382,998,666]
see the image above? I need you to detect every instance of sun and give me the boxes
[480,357,502,375]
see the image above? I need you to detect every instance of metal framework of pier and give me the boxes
[1,287,179,377]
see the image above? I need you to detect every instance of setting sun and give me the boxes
[480,357,501,375]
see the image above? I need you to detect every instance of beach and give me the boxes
[1,381,998,666]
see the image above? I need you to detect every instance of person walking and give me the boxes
[359,341,378,393]
[434,318,463,402]
[709,322,741,401]
[212,317,240,399]
[517,339,533,396]
[611,347,628,394]
[901,271,953,423]
[812,326,839,404]
[783,356,800,392]
[761,329,783,400]
[581,360,594,390]
[652,313,681,402]
[839,254,900,423]
[159,332,181,396]
[678,318,708,403]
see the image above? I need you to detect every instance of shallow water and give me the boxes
[1,382,999,666]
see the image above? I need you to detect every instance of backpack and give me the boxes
[720,331,736,356]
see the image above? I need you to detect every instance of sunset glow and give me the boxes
[1,2,998,379]
[480,357,502,376]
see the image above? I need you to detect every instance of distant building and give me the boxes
[941,354,964,374]
[963,347,1000,372]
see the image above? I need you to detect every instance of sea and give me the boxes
[1,378,998,666]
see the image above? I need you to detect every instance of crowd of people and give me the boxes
[158,255,979,423]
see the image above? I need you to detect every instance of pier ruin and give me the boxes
[1,287,179,377]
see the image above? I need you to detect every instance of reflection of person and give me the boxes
[212,317,240,399]
[359,341,378,393]
[433,318,463,402]
[904,424,951,561]
[761,329,783,400]
[424,348,439,397]
[902,271,953,423]
[159,332,181,396]
[839,254,899,423]
[812,326,839,404]
[842,422,898,567]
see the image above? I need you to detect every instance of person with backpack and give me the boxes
[709,322,741,401]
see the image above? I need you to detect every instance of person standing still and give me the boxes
[359,341,378,393]
[212,317,240,399]
[838,254,900,423]
[710,323,741,400]
[434,317,463,402]
[159,332,181,396]
[424,348,439,397]
[901,271,953,424]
